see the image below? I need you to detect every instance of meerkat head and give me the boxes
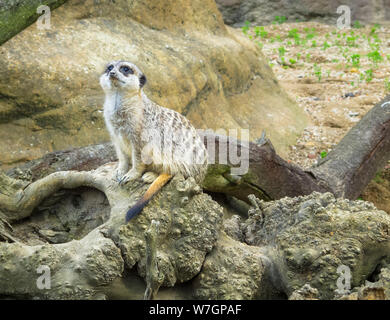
[99,61,147,94]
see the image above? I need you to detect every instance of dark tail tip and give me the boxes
[125,199,149,223]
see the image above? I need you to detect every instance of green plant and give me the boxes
[256,41,263,49]
[289,58,297,65]
[374,172,384,184]
[350,54,360,68]
[273,15,287,24]
[254,26,268,39]
[320,151,327,159]
[313,64,322,82]
[385,78,390,92]
[368,38,380,51]
[353,20,362,28]
[278,46,286,57]
[242,20,250,35]
[367,50,383,65]
[370,24,380,34]
[306,32,315,40]
[322,41,331,50]
[365,69,373,83]
[288,28,301,45]
[346,35,357,47]
[372,33,381,43]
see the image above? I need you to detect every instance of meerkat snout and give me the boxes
[109,70,117,79]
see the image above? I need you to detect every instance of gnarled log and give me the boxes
[5,95,390,204]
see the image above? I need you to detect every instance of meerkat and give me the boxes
[100,61,208,222]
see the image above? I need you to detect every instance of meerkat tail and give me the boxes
[125,173,172,222]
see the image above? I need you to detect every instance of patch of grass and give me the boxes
[320,151,328,159]
[254,26,268,39]
[313,64,322,82]
[364,69,374,83]
[346,35,357,47]
[350,54,361,68]
[289,58,297,65]
[370,24,380,35]
[385,78,390,92]
[306,32,316,40]
[242,20,250,35]
[367,50,383,65]
[374,172,384,184]
[273,15,287,24]
[353,20,363,29]
[278,46,286,57]
[288,28,301,45]
[256,41,263,49]
[322,41,331,50]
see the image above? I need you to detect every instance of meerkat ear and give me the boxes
[139,74,147,88]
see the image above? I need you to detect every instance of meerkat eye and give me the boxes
[106,65,114,72]
[120,66,134,75]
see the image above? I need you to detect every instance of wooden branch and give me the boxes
[7,143,116,182]
[202,133,330,203]
[0,169,108,223]
[311,94,390,199]
[4,94,390,206]
[204,94,390,201]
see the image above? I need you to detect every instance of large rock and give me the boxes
[2,145,390,299]
[193,232,267,299]
[0,0,67,45]
[242,192,390,299]
[0,0,309,168]
[216,0,390,26]
[0,164,223,299]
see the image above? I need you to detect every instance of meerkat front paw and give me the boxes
[118,169,143,186]
[115,167,127,182]
[142,171,158,183]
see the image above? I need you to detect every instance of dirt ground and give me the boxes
[243,21,390,213]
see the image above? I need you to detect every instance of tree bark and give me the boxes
[310,95,390,199]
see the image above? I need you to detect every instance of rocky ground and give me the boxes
[243,21,390,213]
